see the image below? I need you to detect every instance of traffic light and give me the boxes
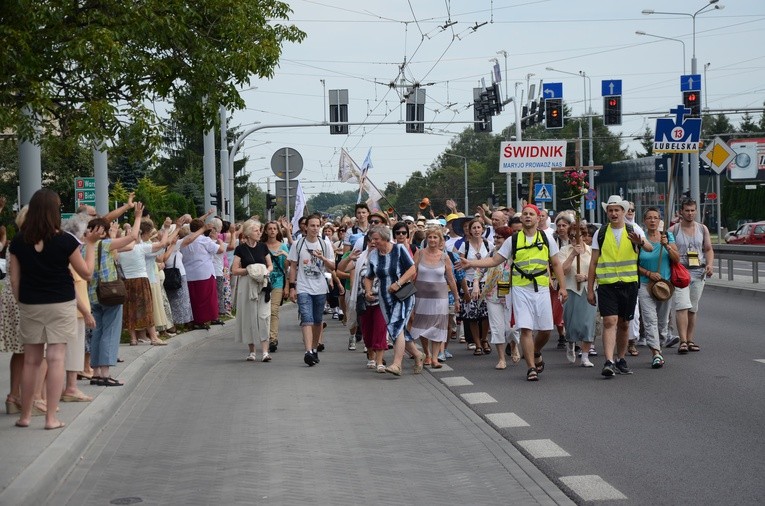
[545,98,563,129]
[329,89,349,135]
[473,87,492,133]
[521,105,529,130]
[683,90,701,117]
[516,181,529,200]
[536,101,545,125]
[486,83,502,114]
[210,190,222,209]
[603,96,622,126]
[266,193,276,210]
[405,88,426,133]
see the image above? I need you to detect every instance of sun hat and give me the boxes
[601,195,630,213]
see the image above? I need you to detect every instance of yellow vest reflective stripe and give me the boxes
[512,232,550,289]
[595,226,639,284]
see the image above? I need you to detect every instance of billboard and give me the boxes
[727,138,765,182]
[498,140,567,173]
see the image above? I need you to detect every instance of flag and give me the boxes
[338,148,361,183]
[361,147,373,177]
[365,184,384,211]
[493,61,502,84]
[291,181,307,232]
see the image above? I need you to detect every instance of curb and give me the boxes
[0,325,226,506]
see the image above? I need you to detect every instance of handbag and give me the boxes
[647,244,674,301]
[670,260,691,288]
[356,292,367,313]
[392,281,416,301]
[163,256,182,290]
[96,241,127,306]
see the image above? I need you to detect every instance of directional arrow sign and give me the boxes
[680,74,701,92]
[601,79,622,97]
[542,82,563,100]
[700,137,736,175]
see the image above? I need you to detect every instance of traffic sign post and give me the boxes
[699,136,734,244]
[653,105,702,154]
[534,183,553,203]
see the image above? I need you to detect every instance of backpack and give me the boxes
[463,238,490,260]
[295,237,328,262]
[597,223,638,253]
[509,230,551,292]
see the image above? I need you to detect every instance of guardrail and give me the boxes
[712,244,764,283]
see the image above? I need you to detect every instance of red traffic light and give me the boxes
[608,98,618,107]
[686,92,698,103]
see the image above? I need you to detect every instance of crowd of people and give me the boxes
[2,187,716,430]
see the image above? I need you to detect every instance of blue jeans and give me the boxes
[90,303,123,367]
[297,293,327,326]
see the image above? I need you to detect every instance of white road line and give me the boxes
[441,376,473,387]
[460,392,497,404]
[755,359,765,364]
[429,364,453,372]
[560,475,627,501]
[517,439,570,458]
[486,412,530,428]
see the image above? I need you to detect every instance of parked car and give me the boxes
[726,221,765,245]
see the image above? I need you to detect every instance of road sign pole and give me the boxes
[716,173,722,244]
[689,58,701,221]
[285,148,291,223]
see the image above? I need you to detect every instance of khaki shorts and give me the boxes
[673,277,705,313]
[18,300,77,345]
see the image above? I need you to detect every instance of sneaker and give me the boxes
[312,351,320,364]
[366,360,376,369]
[468,343,476,350]
[651,354,665,369]
[444,350,454,359]
[557,338,566,350]
[246,352,257,362]
[566,342,576,363]
[601,360,616,377]
[262,353,272,362]
[332,313,339,320]
[304,352,315,366]
[636,338,647,347]
[269,342,277,353]
[581,355,594,368]
[317,343,325,352]
[665,336,680,348]
[589,346,598,357]
[437,352,446,363]
[615,358,633,375]
[348,338,356,351]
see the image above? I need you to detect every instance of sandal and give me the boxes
[628,342,639,356]
[678,342,689,354]
[473,348,484,356]
[384,364,402,376]
[527,367,539,381]
[413,353,425,374]
[533,352,545,373]
[96,377,124,387]
[651,354,665,369]
[430,360,442,369]
[687,341,700,352]
[482,345,492,355]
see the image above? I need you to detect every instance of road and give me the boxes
[48,285,763,505]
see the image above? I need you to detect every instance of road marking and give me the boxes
[460,392,497,404]
[486,412,530,428]
[429,364,453,372]
[517,439,570,458]
[560,475,627,501]
[441,376,473,387]
[755,359,765,364]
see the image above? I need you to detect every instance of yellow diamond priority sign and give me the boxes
[700,137,736,175]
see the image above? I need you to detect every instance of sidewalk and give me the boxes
[1,306,572,505]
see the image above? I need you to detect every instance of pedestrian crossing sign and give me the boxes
[534,183,553,202]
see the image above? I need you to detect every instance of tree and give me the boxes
[637,126,654,157]
[0,1,305,144]
[739,112,759,134]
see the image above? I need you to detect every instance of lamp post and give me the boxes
[546,67,595,222]
[642,0,725,219]
[635,31,687,74]
[444,153,469,214]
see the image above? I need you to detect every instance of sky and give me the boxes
[231,0,765,199]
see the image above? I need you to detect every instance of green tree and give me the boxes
[739,112,759,134]
[637,126,654,157]
[0,1,305,144]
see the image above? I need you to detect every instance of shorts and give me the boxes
[511,286,553,331]
[297,292,327,326]
[674,276,705,313]
[18,300,77,345]
[597,282,639,320]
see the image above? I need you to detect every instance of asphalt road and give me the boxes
[427,285,765,505]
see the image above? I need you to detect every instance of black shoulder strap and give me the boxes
[598,224,608,249]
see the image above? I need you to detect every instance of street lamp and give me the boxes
[635,31,687,74]
[443,153,469,214]
[546,67,595,222]
[642,0,725,218]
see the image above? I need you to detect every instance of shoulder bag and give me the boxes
[647,244,674,301]
[392,246,419,302]
[96,241,127,306]
[163,255,182,290]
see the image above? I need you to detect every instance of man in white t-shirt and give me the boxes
[460,204,568,382]
[288,214,335,366]
[343,203,371,252]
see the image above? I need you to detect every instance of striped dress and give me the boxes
[410,254,449,342]
[367,244,415,341]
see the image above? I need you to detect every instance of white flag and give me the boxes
[338,148,362,183]
[361,147,373,177]
[291,181,307,232]
[365,184,384,211]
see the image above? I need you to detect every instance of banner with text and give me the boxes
[499,141,567,173]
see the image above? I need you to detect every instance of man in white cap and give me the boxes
[587,196,652,378]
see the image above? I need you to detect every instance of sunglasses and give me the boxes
[370,220,382,225]
[394,230,408,236]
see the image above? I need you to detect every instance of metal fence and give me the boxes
[713,245,764,283]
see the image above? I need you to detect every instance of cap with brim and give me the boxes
[368,212,389,225]
[445,213,460,222]
[438,218,447,227]
[402,215,415,223]
[601,195,630,213]
[425,219,441,226]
